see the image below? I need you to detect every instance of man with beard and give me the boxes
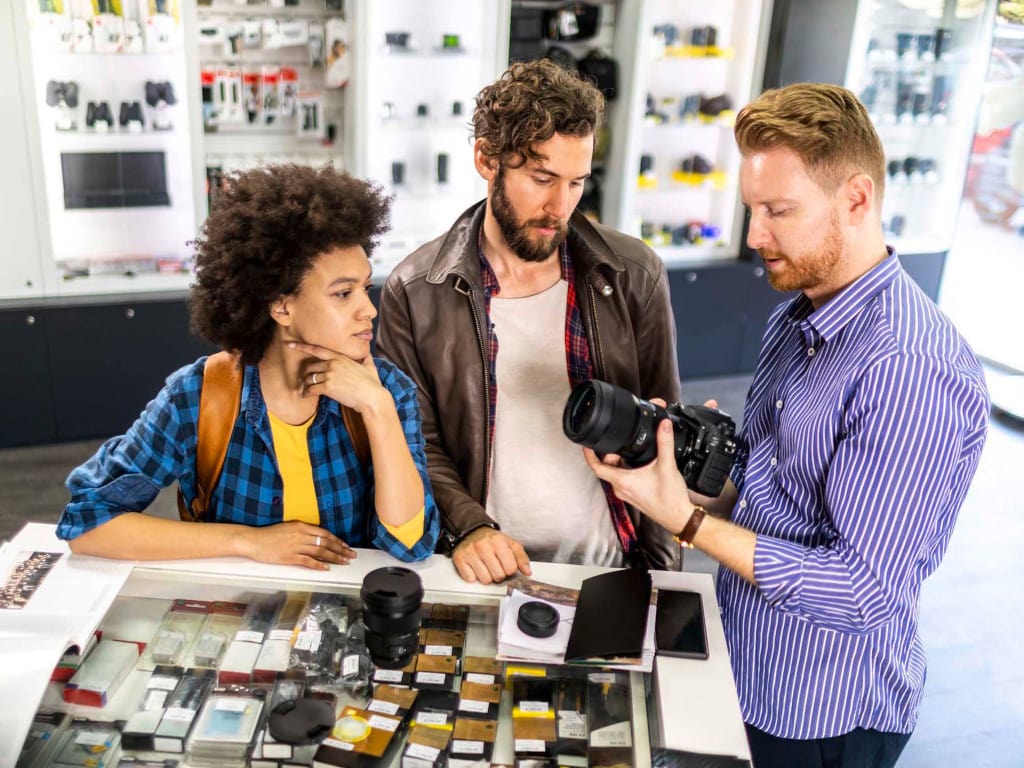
[376,59,681,582]
[584,84,989,767]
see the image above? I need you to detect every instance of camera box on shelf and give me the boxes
[138,599,213,670]
[121,665,184,751]
[187,686,267,765]
[219,591,286,684]
[449,717,498,766]
[62,638,138,708]
[152,668,217,753]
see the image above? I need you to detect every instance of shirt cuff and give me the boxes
[382,507,425,549]
[753,535,806,612]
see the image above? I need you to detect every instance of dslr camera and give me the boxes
[563,379,739,497]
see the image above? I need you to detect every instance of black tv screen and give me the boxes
[61,151,171,209]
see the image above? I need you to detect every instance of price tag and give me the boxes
[518,700,549,714]
[367,699,399,715]
[405,743,440,760]
[416,711,449,726]
[415,671,446,685]
[558,710,587,739]
[293,629,322,652]
[234,630,264,644]
[451,739,484,754]
[373,668,403,683]
[342,654,359,677]
[322,738,354,751]
[269,629,293,641]
[215,697,249,713]
[74,730,111,747]
[515,738,546,753]
[588,672,616,683]
[162,707,194,722]
[424,644,453,656]
[464,672,495,684]
[590,721,632,748]
[458,698,490,714]
[148,675,179,691]
[367,714,400,732]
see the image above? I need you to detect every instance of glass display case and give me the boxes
[844,0,998,255]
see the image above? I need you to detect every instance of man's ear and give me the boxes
[844,172,875,226]
[473,138,498,182]
[269,296,292,327]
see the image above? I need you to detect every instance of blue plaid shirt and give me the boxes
[58,356,439,562]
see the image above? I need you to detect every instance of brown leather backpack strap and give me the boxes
[341,405,370,467]
[177,351,243,522]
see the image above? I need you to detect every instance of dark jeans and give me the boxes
[745,723,912,768]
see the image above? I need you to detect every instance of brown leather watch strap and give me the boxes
[674,504,706,549]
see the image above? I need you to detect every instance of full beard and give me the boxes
[760,210,845,294]
[491,168,568,263]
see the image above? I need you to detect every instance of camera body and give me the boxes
[562,379,739,497]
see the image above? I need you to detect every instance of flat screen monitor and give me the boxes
[61,151,171,209]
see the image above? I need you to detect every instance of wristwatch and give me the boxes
[674,504,706,549]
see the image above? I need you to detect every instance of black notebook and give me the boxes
[564,568,652,662]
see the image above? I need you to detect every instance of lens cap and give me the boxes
[517,600,559,638]
[268,697,336,744]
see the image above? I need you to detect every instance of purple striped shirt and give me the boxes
[719,252,988,738]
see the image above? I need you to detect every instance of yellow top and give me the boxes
[268,410,425,548]
[268,410,320,524]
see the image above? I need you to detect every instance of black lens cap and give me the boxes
[517,600,559,638]
[268,697,336,745]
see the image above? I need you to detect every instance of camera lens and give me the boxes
[360,566,423,669]
[563,379,658,464]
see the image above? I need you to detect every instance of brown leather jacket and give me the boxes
[377,202,682,570]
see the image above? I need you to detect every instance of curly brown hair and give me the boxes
[190,164,390,364]
[734,83,886,202]
[473,58,605,168]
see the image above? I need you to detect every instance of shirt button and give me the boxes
[775,399,783,409]
[807,347,816,357]
[272,496,281,506]
[739,500,747,509]
[770,457,778,466]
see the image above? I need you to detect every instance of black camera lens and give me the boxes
[563,379,660,465]
[563,379,739,497]
[360,566,423,669]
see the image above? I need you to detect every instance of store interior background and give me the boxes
[1,0,1022,764]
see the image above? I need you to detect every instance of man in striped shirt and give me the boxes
[586,83,988,767]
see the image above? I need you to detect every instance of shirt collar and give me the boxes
[786,247,900,345]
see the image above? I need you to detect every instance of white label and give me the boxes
[589,721,632,748]
[515,738,546,753]
[558,710,587,739]
[293,629,322,652]
[322,737,355,750]
[458,698,490,714]
[451,739,484,754]
[367,699,399,715]
[416,711,449,726]
[162,707,194,722]
[367,714,400,732]
[235,629,264,644]
[374,668,404,683]
[142,689,170,710]
[588,672,616,683]
[149,675,179,691]
[215,697,249,713]
[415,671,446,685]
[464,672,495,684]
[74,730,111,747]
[269,629,293,641]
[518,700,549,714]
[424,644,453,656]
[405,742,441,760]
[342,654,359,676]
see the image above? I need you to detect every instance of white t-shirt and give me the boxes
[484,279,623,567]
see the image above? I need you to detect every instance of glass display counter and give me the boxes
[2,523,751,766]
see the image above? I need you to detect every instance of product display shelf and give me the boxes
[844,0,998,251]
[603,0,773,264]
